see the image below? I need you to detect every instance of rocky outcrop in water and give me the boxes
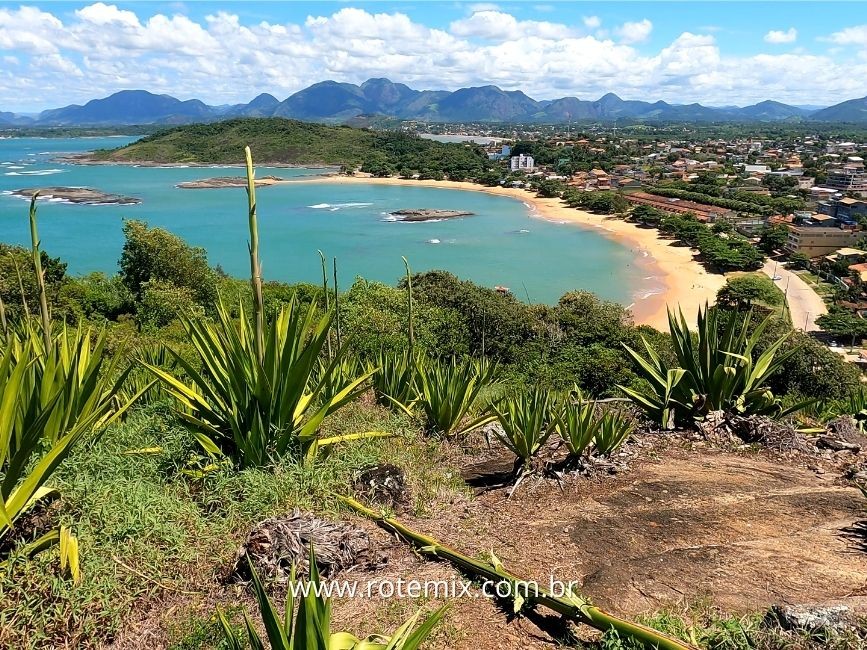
[12,187,141,205]
[390,208,475,222]
[176,175,285,189]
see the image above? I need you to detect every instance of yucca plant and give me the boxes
[593,410,634,456]
[219,548,446,650]
[146,299,375,467]
[11,322,140,445]
[370,348,419,415]
[1,328,142,566]
[842,387,867,431]
[619,305,804,428]
[112,343,171,408]
[414,356,497,436]
[556,398,600,459]
[492,386,556,466]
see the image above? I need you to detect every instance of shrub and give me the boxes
[119,220,217,306]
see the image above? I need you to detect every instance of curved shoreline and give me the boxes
[293,175,726,330]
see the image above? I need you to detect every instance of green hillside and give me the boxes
[89,118,494,178]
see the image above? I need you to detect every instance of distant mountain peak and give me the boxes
[17,80,865,126]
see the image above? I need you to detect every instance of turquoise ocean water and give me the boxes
[0,136,659,306]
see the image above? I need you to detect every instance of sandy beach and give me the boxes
[294,174,726,330]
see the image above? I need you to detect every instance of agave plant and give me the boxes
[492,386,556,466]
[146,299,375,467]
[593,410,634,456]
[414,356,497,437]
[370,348,419,415]
[1,325,142,566]
[619,305,804,428]
[556,397,600,458]
[219,548,446,650]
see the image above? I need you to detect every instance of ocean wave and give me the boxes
[7,165,25,169]
[4,168,65,176]
[636,288,665,300]
[381,215,398,222]
[427,238,441,244]
[0,190,11,195]
[308,202,373,210]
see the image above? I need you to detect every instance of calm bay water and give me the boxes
[0,136,655,305]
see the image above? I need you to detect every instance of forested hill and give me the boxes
[88,118,494,178]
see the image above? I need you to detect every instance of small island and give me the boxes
[12,187,141,205]
[176,175,286,189]
[390,208,475,222]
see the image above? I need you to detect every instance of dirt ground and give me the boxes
[108,445,867,649]
[330,446,867,648]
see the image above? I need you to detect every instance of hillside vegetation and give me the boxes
[89,118,493,176]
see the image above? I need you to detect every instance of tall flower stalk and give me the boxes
[245,146,265,363]
[28,194,51,350]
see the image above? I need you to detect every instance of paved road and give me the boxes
[762,260,827,332]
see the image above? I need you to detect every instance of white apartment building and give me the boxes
[510,154,534,172]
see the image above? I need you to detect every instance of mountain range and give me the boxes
[3,79,866,126]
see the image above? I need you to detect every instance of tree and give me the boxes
[0,243,67,321]
[817,307,867,349]
[631,204,663,225]
[119,220,217,307]
[788,252,811,270]
[716,275,783,309]
[758,224,790,254]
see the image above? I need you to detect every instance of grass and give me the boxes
[0,400,466,649]
[792,270,837,299]
[580,600,867,650]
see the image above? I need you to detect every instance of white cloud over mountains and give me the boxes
[0,3,865,111]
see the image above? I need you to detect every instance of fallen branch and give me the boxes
[340,495,697,650]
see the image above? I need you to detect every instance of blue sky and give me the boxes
[2,1,867,111]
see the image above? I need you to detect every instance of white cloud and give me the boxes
[764,28,797,44]
[827,24,867,46]
[0,5,866,111]
[449,10,573,40]
[583,15,601,29]
[615,19,652,44]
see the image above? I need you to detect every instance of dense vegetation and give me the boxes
[89,118,495,179]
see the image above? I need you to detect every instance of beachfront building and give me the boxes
[624,191,736,223]
[785,213,864,258]
[510,154,534,172]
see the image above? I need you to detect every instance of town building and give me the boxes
[510,154,534,172]
[624,192,736,223]
[824,158,867,195]
[818,197,867,224]
[785,213,863,257]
